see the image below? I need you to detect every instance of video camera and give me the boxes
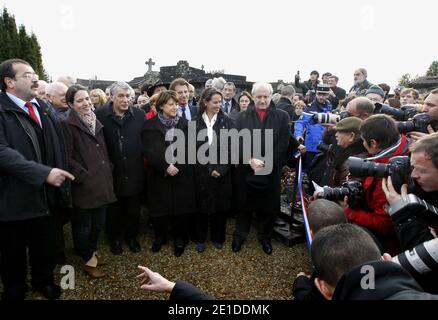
[316,180,365,210]
[374,103,417,121]
[348,156,411,193]
[396,113,432,134]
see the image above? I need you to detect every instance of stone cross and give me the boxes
[145,58,155,72]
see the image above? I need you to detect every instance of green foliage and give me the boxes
[426,61,438,77]
[398,73,412,87]
[0,7,48,81]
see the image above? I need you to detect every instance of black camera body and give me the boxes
[389,193,438,229]
[316,142,332,155]
[374,103,417,121]
[348,156,411,193]
[318,180,365,210]
[396,113,431,134]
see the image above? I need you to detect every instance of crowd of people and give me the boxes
[1,58,438,301]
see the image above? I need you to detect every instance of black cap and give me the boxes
[147,80,169,97]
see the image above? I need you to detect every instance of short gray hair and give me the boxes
[109,81,133,97]
[357,68,368,78]
[212,77,227,90]
[281,85,296,97]
[251,82,273,96]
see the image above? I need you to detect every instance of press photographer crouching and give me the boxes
[342,114,410,255]
[382,133,438,293]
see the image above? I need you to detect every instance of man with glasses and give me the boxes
[0,59,74,300]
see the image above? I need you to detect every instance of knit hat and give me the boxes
[365,85,385,98]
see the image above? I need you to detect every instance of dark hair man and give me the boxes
[344,114,410,255]
[0,59,74,300]
[311,224,437,300]
[327,75,346,108]
[169,78,198,121]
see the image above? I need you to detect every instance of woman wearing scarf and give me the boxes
[142,90,196,257]
[193,88,234,253]
[62,85,116,278]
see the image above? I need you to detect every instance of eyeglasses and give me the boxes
[16,72,39,80]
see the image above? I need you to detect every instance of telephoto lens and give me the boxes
[396,113,431,134]
[392,238,438,276]
[314,112,340,124]
[374,103,417,121]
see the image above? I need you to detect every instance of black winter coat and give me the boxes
[276,97,295,120]
[0,93,71,222]
[62,110,116,209]
[95,104,146,197]
[333,261,438,300]
[170,281,213,300]
[194,111,234,215]
[142,116,196,217]
[234,103,290,213]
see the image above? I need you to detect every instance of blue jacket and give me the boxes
[293,99,332,152]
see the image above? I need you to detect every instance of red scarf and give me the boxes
[256,109,267,122]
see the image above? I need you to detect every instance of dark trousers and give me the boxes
[71,206,106,262]
[52,206,71,258]
[195,212,226,244]
[0,216,56,300]
[151,214,190,247]
[234,208,275,242]
[107,194,141,242]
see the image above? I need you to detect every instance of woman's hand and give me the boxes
[137,266,175,293]
[166,164,179,176]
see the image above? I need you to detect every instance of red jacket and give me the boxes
[345,135,410,254]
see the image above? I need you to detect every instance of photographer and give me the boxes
[343,114,410,255]
[408,89,438,142]
[382,133,438,251]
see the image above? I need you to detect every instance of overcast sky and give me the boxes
[2,0,437,91]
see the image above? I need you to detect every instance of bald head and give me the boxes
[37,80,48,100]
[346,97,375,120]
[47,82,69,110]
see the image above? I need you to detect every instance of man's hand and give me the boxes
[249,158,265,172]
[211,170,221,178]
[296,136,304,144]
[296,272,311,279]
[381,176,408,206]
[339,196,349,210]
[137,266,175,293]
[45,168,75,187]
[298,144,307,154]
[408,125,435,142]
[166,164,179,177]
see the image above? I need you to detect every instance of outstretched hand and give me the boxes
[137,266,175,293]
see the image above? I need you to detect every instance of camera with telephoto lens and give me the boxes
[317,180,365,210]
[348,156,410,193]
[396,113,431,134]
[374,102,418,121]
[314,111,349,124]
[392,238,438,277]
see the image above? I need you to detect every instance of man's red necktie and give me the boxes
[25,101,41,128]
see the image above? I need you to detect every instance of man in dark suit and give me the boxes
[221,82,237,114]
[95,82,146,255]
[0,59,74,300]
[169,78,198,121]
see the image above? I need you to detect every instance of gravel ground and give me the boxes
[4,214,310,300]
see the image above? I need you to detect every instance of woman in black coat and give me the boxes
[142,90,196,257]
[194,88,234,253]
[62,85,116,278]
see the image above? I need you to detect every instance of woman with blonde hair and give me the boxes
[89,88,107,108]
